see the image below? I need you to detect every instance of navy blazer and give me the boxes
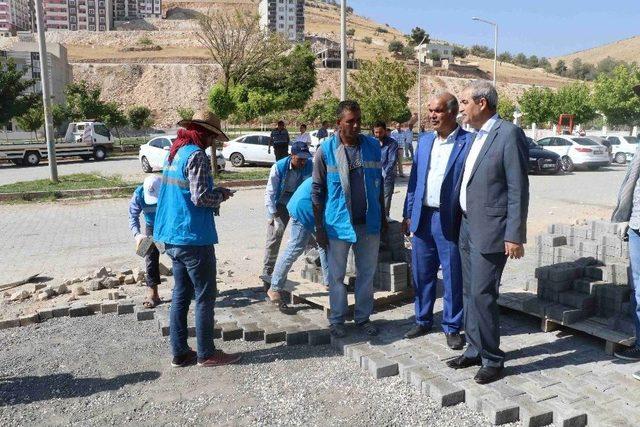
[403,128,474,241]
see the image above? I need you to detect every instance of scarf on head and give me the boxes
[168,124,209,164]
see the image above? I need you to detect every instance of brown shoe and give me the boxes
[198,350,242,367]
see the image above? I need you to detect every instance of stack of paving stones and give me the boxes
[519,220,634,333]
[151,287,640,425]
[301,220,411,292]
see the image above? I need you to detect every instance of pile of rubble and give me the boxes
[301,221,412,293]
[521,220,633,333]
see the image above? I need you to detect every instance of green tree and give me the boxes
[452,45,468,58]
[51,103,70,137]
[518,86,556,126]
[16,105,44,141]
[301,91,340,125]
[497,97,516,122]
[64,80,108,121]
[552,82,596,124]
[497,52,512,63]
[554,60,567,76]
[597,56,624,76]
[102,101,128,137]
[409,27,429,45]
[176,107,194,121]
[592,64,640,126]
[470,45,493,58]
[539,57,552,71]
[349,57,416,126]
[514,53,528,66]
[429,51,441,61]
[527,55,540,69]
[363,36,372,44]
[127,106,153,129]
[0,58,39,132]
[208,83,237,120]
[388,40,404,55]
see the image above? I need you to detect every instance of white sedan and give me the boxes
[221,132,274,167]
[139,134,226,173]
[535,135,610,172]
[308,129,334,153]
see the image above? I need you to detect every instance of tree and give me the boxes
[208,83,237,120]
[196,10,290,92]
[552,82,596,124]
[176,107,194,121]
[597,56,625,76]
[452,46,468,58]
[592,64,640,126]
[539,57,552,72]
[346,28,355,37]
[497,97,516,122]
[497,52,512,63]
[514,53,528,66]
[301,91,340,124]
[127,106,153,129]
[363,36,372,45]
[102,101,128,137]
[527,55,540,69]
[518,86,556,126]
[349,58,415,126]
[554,60,567,76]
[429,51,441,61]
[64,80,108,121]
[388,40,404,55]
[409,27,429,45]
[51,104,70,137]
[16,105,44,141]
[470,45,493,58]
[402,45,416,60]
[0,58,39,131]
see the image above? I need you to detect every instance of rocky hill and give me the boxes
[552,35,640,65]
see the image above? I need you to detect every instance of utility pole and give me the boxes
[416,35,428,130]
[472,17,498,87]
[34,0,58,183]
[340,0,347,101]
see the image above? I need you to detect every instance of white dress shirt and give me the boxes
[424,127,459,208]
[459,114,499,212]
[390,129,405,148]
[295,132,311,144]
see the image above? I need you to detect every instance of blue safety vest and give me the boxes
[134,185,156,226]
[323,134,382,243]
[273,156,313,206]
[287,177,314,231]
[153,144,218,246]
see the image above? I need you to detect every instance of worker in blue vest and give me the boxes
[154,111,240,369]
[260,140,314,290]
[312,100,386,338]
[128,175,162,308]
[268,177,329,313]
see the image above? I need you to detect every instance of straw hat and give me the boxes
[177,110,229,141]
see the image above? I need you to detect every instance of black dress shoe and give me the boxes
[474,366,504,384]
[445,332,466,350]
[404,324,431,339]
[446,355,481,370]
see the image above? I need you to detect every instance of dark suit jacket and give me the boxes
[403,128,474,241]
[459,117,529,254]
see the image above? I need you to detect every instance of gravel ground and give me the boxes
[0,314,506,426]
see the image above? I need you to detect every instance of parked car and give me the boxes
[586,136,613,162]
[221,132,273,167]
[308,129,334,153]
[526,138,561,174]
[535,135,610,172]
[138,134,226,173]
[604,135,638,164]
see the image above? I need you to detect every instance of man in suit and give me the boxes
[402,92,474,350]
[446,81,529,384]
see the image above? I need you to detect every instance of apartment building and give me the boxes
[113,0,161,20]
[0,0,32,36]
[259,0,305,43]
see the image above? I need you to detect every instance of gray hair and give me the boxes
[465,80,498,110]
[434,91,459,115]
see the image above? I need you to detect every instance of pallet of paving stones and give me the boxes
[496,219,636,354]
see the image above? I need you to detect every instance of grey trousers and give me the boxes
[383,176,395,218]
[459,216,507,368]
[262,204,290,277]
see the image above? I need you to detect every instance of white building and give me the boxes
[0,0,32,36]
[113,0,161,20]
[259,0,305,43]
[43,0,113,31]
[414,43,454,63]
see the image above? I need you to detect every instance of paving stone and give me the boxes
[117,302,135,315]
[37,308,54,321]
[135,307,155,321]
[68,303,89,317]
[545,399,588,427]
[406,365,440,389]
[512,395,553,427]
[284,327,308,346]
[349,343,378,367]
[362,354,398,379]
[390,354,422,381]
[307,329,331,345]
[242,323,265,341]
[18,313,39,326]
[425,376,465,407]
[481,395,520,425]
[263,328,286,343]
[52,305,70,317]
[458,380,493,411]
[86,302,102,314]
[219,322,243,341]
[100,301,118,314]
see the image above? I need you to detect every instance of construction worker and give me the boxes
[260,140,313,289]
[267,177,328,313]
[153,111,240,368]
[128,175,162,308]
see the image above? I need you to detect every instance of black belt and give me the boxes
[423,205,439,212]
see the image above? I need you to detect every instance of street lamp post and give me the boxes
[416,35,428,130]
[472,17,498,87]
[340,0,347,101]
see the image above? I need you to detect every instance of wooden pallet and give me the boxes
[498,290,635,355]
[282,276,414,315]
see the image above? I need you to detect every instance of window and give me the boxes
[607,136,620,145]
[243,136,261,145]
[536,138,551,147]
[624,136,638,144]
[94,124,110,138]
[150,138,169,148]
[259,136,271,146]
[70,24,77,30]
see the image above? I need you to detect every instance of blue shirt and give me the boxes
[317,127,329,139]
[380,135,398,180]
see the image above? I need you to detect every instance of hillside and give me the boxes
[552,35,640,65]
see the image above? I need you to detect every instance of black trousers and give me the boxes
[383,176,395,218]
[145,224,161,287]
[459,216,507,368]
[274,144,289,161]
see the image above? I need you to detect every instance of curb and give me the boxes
[0,179,267,202]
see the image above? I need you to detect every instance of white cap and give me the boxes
[143,175,162,205]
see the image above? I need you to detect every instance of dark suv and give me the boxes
[527,138,561,174]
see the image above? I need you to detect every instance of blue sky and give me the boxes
[346,0,639,57]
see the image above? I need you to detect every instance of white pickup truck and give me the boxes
[0,121,114,166]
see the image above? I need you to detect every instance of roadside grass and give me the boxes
[217,167,270,182]
[0,173,134,194]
